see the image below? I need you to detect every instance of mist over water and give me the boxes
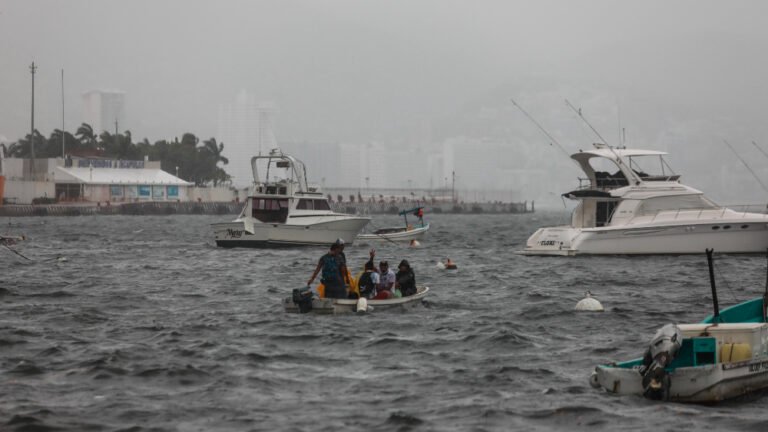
[3,1,768,204]
[2,213,767,431]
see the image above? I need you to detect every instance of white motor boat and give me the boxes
[521,144,768,255]
[284,286,429,314]
[212,150,370,247]
[357,206,430,242]
[591,250,768,403]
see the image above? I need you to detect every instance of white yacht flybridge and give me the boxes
[521,144,768,255]
[212,149,370,247]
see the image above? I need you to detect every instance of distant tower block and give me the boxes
[82,90,126,135]
[218,90,279,186]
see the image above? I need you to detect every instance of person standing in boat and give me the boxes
[307,243,347,299]
[396,259,417,297]
[333,238,357,298]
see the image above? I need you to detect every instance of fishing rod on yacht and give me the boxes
[509,98,571,159]
[563,100,638,178]
[722,139,768,194]
[752,141,768,160]
[564,99,610,146]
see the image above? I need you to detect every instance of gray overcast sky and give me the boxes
[2,0,766,144]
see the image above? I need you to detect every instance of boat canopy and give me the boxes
[562,189,613,199]
[398,206,424,216]
[571,145,679,190]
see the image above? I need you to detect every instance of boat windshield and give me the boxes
[625,154,679,182]
[638,195,718,215]
[252,198,290,223]
[587,157,629,189]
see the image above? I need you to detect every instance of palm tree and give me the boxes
[202,138,229,165]
[76,123,97,148]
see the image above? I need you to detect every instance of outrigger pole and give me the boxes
[706,248,720,323]
[509,98,571,159]
[752,141,768,160]
[723,139,768,194]
[764,248,768,322]
[564,99,609,146]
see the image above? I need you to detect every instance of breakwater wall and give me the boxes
[0,202,243,217]
[331,201,533,215]
[0,200,532,217]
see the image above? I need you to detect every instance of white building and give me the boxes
[82,90,126,134]
[217,90,278,186]
[1,157,192,204]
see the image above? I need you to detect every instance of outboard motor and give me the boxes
[292,287,314,314]
[640,323,682,400]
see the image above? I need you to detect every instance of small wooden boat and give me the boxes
[0,235,25,246]
[284,286,429,314]
[590,249,768,402]
[357,207,430,242]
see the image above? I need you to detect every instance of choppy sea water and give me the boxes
[2,212,768,431]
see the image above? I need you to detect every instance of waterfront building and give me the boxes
[0,156,192,204]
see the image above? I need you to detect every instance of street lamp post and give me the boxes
[29,62,37,178]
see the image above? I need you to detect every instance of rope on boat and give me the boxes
[1,243,33,261]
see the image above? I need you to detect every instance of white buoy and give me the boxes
[436,261,446,269]
[356,297,368,313]
[575,291,604,312]
[409,239,421,248]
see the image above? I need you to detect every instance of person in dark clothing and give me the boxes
[395,259,417,297]
[307,243,347,299]
[357,260,380,299]
[334,238,351,288]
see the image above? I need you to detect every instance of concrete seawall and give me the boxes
[0,202,243,217]
[0,200,532,217]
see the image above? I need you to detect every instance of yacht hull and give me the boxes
[212,217,370,248]
[521,221,768,255]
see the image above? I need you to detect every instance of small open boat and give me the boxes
[357,207,430,242]
[590,249,768,402]
[283,286,429,314]
[0,234,25,246]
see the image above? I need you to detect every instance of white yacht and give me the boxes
[521,144,768,255]
[212,150,370,247]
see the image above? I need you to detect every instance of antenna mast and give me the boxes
[61,69,65,158]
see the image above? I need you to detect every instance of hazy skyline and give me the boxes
[2,0,768,204]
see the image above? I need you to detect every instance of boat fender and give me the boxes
[575,291,603,312]
[641,323,682,400]
[356,297,368,313]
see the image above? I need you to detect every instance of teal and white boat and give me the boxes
[590,250,768,403]
[357,207,430,242]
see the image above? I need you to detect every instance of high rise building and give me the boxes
[82,90,126,135]
[217,90,278,186]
